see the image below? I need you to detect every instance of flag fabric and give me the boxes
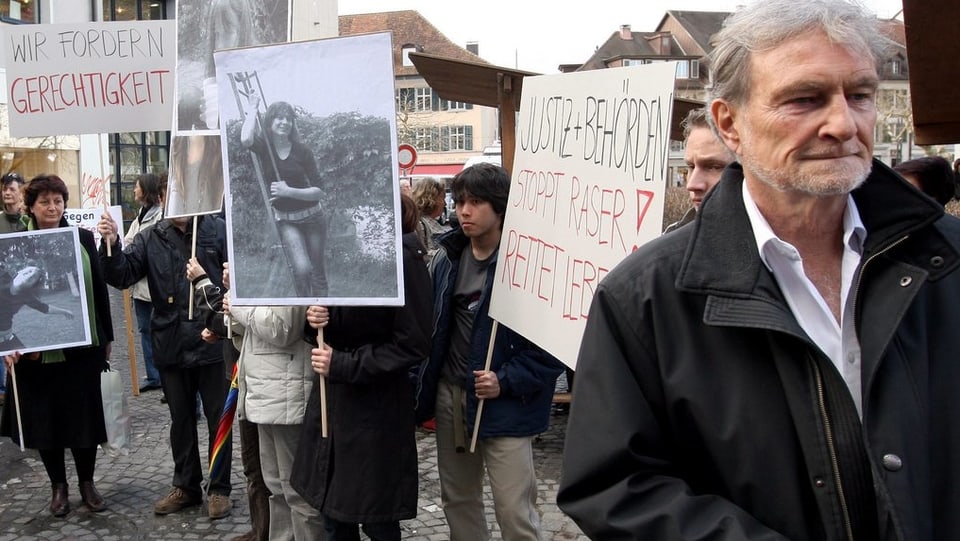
[209,362,238,486]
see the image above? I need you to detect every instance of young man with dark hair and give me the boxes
[415,163,564,541]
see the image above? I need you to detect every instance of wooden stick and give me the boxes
[123,289,140,396]
[469,320,499,453]
[318,327,328,438]
[188,216,198,320]
[10,362,25,452]
[103,201,112,257]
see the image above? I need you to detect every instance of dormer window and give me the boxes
[402,44,417,67]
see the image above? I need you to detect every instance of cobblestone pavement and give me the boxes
[0,289,589,540]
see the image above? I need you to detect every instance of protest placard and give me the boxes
[2,20,175,137]
[489,62,677,369]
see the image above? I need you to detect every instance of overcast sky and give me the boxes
[338,0,905,74]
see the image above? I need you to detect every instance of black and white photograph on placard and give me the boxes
[215,32,403,306]
[164,134,225,218]
[175,0,290,134]
[0,228,91,357]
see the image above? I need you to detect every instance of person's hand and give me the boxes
[473,370,501,400]
[3,353,17,370]
[222,262,230,290]
[306,305,329,329]
[310,343,332,376]
[105,342,112,359]
[186,257,207,281]
[269,181,291,201]
[221,291,231,316]
[97,212,118,247]
[201,328,218,344]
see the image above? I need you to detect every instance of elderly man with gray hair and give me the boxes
[558,1,960,539]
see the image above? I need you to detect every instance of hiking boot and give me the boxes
[153,487,201,515]
[229,531,258,541]
[207,493,232,520]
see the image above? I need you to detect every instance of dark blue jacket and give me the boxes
[414,227,563,438]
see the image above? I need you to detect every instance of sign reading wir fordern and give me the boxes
[2,20,175,137]
[489,63,677,369]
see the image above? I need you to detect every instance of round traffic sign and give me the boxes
[397,144,418,169]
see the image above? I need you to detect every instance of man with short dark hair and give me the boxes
[415,163,563,541]
[1,172,25,234]
[559,1,960,539]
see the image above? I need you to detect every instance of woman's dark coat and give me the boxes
[291,233,433,522]
[1,224,114,449]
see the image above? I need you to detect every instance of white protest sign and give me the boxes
[2,20,175,137]
[489,63,677,369]
[64,205,122,245]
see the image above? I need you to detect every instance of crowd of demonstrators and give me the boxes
[559,0,960,539]
[894,156,956,207]
[290,194,432,541]
[123,173,165,394]
[1,175,114,517]
[414,163,565,541]
[411,176,451,261]
[97,208,233,520]
[664,107,737,233]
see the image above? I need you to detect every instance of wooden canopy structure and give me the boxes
[902,0,960,145]
[409,51,702,174]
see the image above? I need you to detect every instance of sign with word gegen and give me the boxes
[489,63,677,369]
[2,20,175,137]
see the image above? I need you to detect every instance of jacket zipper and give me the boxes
[851,234,909,323]
[811,359,855,541]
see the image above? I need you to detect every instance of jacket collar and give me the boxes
[677,159,944,297]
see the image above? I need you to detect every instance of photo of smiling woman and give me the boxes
[240,92,328,297]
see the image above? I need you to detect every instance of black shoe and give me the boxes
[160,394,168,404]
[79,480,106,512]
[139,383,162,392]
[50,483,69,517]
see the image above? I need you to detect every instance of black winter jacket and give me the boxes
[99,216,226,369]
[291,233,433,522]
[558,161,960,541]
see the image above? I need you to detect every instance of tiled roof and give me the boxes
[662,10,730,54]
[576,30,685,71]
[339,10,485,76]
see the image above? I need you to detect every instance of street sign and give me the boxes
[398,143,418,170]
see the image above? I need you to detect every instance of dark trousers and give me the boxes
[39,447,97,484]
[160,363,231,496]
[239,418,271,540]
[323,515,400,541]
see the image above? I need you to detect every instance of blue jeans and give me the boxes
[0,360,6,394]
[134,298,160,385]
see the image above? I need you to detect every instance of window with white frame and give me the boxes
[415,87,433,112]
[402,45,417,67]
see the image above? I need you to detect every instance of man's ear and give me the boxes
[711,100,741,155]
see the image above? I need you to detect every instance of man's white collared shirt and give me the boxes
[742,182,867,416]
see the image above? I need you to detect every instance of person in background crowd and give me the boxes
[189,256,323,540]
[292,194,433,541]
[664,108,736,233]
[188,260,271,541]
[414,163,564,541]
[1,175,114,517]
[893,155,956,206]
[1,172,25,234]
[412,177,451,260]
[97,207,233,520]
[559,1,960,539]
[124,173,165,393]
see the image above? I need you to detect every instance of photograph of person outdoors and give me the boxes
[166,135,226,218]
[0,175,114,518]
[240,92,328,297]
[175,0,289,131]
[0,262,74,355]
